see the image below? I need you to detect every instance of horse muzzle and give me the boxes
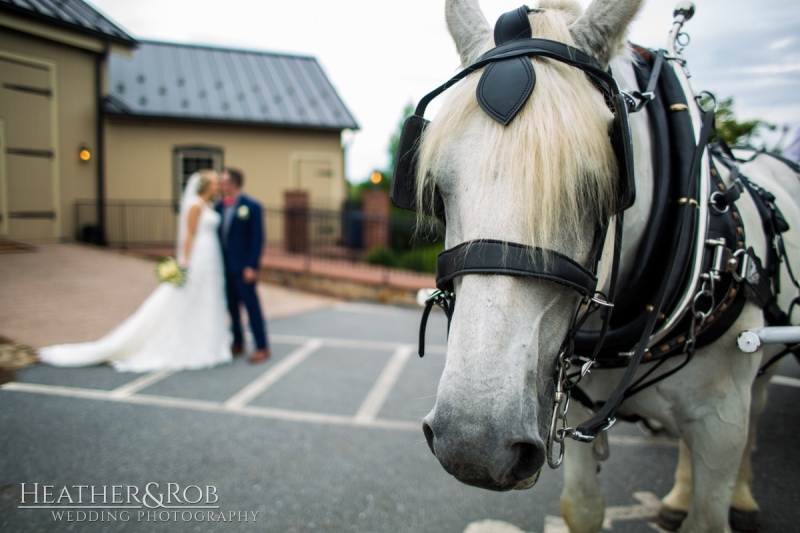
[422,412,546,492]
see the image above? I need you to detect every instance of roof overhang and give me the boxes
[0,9,135,55]
[102,105,356,134]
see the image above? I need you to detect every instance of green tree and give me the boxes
[702,96,776,147]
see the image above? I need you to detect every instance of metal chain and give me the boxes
[546,355,571,468]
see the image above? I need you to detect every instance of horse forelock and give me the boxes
[417,4,619,254]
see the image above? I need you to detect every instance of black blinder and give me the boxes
[611,92,635,212]
[390,114,428,213]
[390,114,446,219]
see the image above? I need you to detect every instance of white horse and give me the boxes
[415,1,800,532]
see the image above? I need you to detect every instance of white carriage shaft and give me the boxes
[737,327,800,353]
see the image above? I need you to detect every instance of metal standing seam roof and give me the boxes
[0,0,136,45]
[105,41,360,131]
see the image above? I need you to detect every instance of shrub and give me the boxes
[366,247,397,267]
[367,244,443,273]
[397,245,442,273]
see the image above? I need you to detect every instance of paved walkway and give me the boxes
[129,245,436,306]
[0,243,340,349]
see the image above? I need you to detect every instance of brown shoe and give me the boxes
[231,344,244,356]
[249,349,271,364]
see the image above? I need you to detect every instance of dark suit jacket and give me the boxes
[216,194,264,274]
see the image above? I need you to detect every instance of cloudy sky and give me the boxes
[89,0,800,183]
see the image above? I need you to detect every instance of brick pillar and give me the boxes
[284,190,309,254]
[362,188,390,251]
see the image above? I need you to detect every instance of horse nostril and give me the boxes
[422,421,436,455]
[509,441,545,481]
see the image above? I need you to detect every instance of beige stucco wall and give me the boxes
[1,10,348,246]
[0,21,104,241]
[104,118,346,210]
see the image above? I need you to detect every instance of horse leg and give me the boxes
[677,382,753,533]
[561,406,605,533]
[660,361,775,532]
[728,415,759,533]
[728,367,775,532]
[657,440,693,531]
[659,424,760,533]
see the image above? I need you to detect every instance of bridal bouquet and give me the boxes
[156,257,187,287]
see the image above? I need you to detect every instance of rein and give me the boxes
[571,109,715,434]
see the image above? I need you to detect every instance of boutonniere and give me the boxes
[237,205,250,220]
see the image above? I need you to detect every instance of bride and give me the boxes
[38,170,232,372]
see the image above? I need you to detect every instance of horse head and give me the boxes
[419,0,643,491]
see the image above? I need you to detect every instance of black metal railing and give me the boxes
[75,199,179,247]
[74,200,443,274]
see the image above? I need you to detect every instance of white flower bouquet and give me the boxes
[156,257,187,287]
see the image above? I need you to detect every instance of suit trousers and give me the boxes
[226,272,268,350]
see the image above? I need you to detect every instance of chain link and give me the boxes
[691,276,715,327]
[546,355,571,468]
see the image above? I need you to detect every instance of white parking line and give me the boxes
[465,492,664,532]
[354,345,414,424]
[1,379,681,443]
[224,339,323,410]
[335,302,425,316]
[1,380,419,431]
[3,332,689,447]
[109,369,175,398]
[540,491,663,532]
[3,382,114,401]
[772,375,800,389]
[271,333,447,354]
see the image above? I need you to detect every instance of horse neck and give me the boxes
[599,55,655,293]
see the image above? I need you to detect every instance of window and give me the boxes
[172,145,223,210]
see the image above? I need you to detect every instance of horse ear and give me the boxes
[568,0,644,68]
[446,0,492,66]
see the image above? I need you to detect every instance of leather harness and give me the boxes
[392,6,800,455]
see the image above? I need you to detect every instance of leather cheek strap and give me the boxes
[436,239,598,297]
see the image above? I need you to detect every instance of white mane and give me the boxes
[416,1,620,253]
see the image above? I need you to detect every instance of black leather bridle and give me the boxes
[392,10,632,361]
[391,6,640,449]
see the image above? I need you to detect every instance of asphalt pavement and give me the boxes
[1,244,798,532]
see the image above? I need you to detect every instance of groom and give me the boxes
[217,168,270,363]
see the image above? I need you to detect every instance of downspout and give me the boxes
[95,41,109,245]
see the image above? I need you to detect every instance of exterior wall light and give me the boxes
[79,146,91,162]
[370,171,382,185]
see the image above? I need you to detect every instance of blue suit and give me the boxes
[216,194,268,350]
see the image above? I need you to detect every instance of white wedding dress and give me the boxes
[38,174,231,372]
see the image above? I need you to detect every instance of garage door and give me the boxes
[0,55,56,241]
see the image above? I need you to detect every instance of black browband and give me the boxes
[414,38,619,119]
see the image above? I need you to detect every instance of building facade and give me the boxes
[0,1,358,244]
[0,0,135,242]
